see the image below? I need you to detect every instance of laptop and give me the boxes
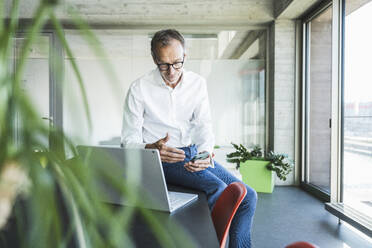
[77,145,198,213]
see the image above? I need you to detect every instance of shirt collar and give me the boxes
[154,68,185,90]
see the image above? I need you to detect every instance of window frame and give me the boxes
[300,0,333,202]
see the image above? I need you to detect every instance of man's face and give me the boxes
[153,39,185,85]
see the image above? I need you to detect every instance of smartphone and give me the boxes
[190,152,210,162]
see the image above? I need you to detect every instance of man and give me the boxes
[121,29,257,248]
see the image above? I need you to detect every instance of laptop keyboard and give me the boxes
[168,192,184,206]
[167,191,198,211]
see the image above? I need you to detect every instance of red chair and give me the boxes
[285,241,319,248]
[211,182,247,248]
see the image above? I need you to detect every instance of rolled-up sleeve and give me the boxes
[191,80,215,159]
[121,82,146,149]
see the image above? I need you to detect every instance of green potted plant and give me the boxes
[226,143,293,193]
[0,1,194,247]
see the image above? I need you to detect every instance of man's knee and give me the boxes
[214,180,228,196]
[243,185,258,208]
[206,180,227,209]
[191,170,227,196]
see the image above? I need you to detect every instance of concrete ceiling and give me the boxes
[6,0,274,30]
[219,31,250,59]
[274,0,324,19]
[5,0,329,60]
[218,30,265,59]
[6,0,330,29]
[68,0,273,25]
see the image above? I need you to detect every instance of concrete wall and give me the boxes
[270,20,296,186]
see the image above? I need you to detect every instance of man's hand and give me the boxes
[184,154,211,172]
[145,133,185,163]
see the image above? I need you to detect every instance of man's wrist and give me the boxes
[145,143,157,149]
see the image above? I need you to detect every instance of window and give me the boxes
[303,0,372,237]
[302,3,333,196]
[342,0,372,222]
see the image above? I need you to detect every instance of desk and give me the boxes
[120,185,220,248]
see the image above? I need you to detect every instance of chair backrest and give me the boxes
[211,182,247,248]
[285,241,318,248]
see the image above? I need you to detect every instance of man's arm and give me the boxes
[190,80,215,167]
[121,83,147,149]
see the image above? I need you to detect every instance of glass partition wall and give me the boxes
[63,29,267,160]
[12,35,51,150]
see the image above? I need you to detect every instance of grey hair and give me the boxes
[151,29,185,59]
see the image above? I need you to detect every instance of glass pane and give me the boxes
[15,36,50,148]
[307,6,333,192]
[63,30,266,152]
[343,0,372,218]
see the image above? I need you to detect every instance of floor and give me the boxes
[252,186,372,248]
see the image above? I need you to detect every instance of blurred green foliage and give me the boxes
[0,1,195,247]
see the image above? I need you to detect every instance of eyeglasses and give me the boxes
[156,58,184,71]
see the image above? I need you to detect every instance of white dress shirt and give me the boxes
[121,68,215,156]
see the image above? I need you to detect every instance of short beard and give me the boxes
[163,70,183,85]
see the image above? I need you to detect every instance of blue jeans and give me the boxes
[162,145,257,248]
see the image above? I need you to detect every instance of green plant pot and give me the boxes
[239,160,274,193]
